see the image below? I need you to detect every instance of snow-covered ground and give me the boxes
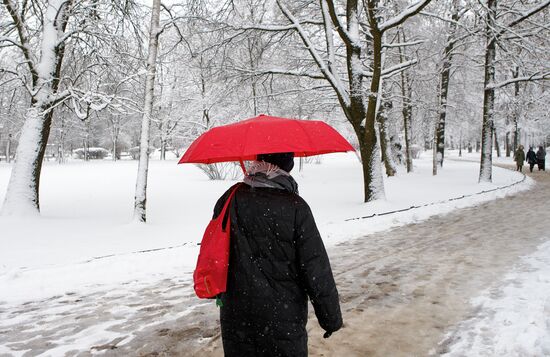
[0,152,531,306]
[440,240,550,357]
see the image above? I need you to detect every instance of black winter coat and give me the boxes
[537,149,546,161]
[527,150,537,164]
[213,181,342,357]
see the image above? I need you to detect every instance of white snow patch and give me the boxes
[439,240,550,357]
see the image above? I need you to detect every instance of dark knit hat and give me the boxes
[257,152,295,172]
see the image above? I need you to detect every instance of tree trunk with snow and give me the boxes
[511,66,520,155]
[57,119,65,164]
[6,133,11,164]
[364,1,387,199]
[84,119,91,161]
[494,126,501,157]
[113,125,119,161]
[459,130,463,157]
[435,58,450,168]
[375,32,397,178]
[133,0,161,223]
[377,97,396,177]
[3,90,16,164]
[1,0,71,215]
[505,132,511,157]
[433,119,438,176]
[435,0,460,170]
[479,0,497,182]
[401,79,414,173]
[160,137,166,160]
[351,0,384,200]
[397,29,413,173]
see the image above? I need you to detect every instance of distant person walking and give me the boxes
[526,147,537,173]
[514,145,525,172]
[536,146,546,171]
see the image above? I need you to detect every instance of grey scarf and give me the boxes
[243,161,299,194]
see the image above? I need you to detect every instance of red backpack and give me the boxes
[193,184,241,300]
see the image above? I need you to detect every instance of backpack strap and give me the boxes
[220,183,242,232]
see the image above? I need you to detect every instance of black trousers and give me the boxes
[538,160,545,171]
[529,162,535,172]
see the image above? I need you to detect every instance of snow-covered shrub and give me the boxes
[196,162,243,180]
[73,147,109,160]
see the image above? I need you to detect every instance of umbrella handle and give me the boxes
[239,160,247,176]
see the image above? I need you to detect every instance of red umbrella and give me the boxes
[178,114,354,172]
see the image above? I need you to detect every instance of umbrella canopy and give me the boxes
[178,114,354,165]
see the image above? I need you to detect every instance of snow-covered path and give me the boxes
[303,169,550,357]
[1,169,548,356]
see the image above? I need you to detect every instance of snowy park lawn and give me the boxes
[0,152,532,305]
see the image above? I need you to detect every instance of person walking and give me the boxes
[514,145,525,172]
[536,146,546,171]
[212,152,342,357]
[526,147,537,173]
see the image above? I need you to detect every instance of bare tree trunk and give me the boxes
[377,97,396,177]
[365,1,386,199]
[479,0,497,182]
[160,138,166,160]
[113,125,119,161]
[514,126,519,152]
[6,133,11,164]
[494,125,501,157]
[512,66,520,154]
[459,130,463,157]
[397,29,413,173]
[402,99,413,172]
[435,0,460,169]
[134,0,161,222]
[84,119,91,161]
[4,89,15,164]
[505,131,511,157]
[433,119,438,176]
[57,118,65,164]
